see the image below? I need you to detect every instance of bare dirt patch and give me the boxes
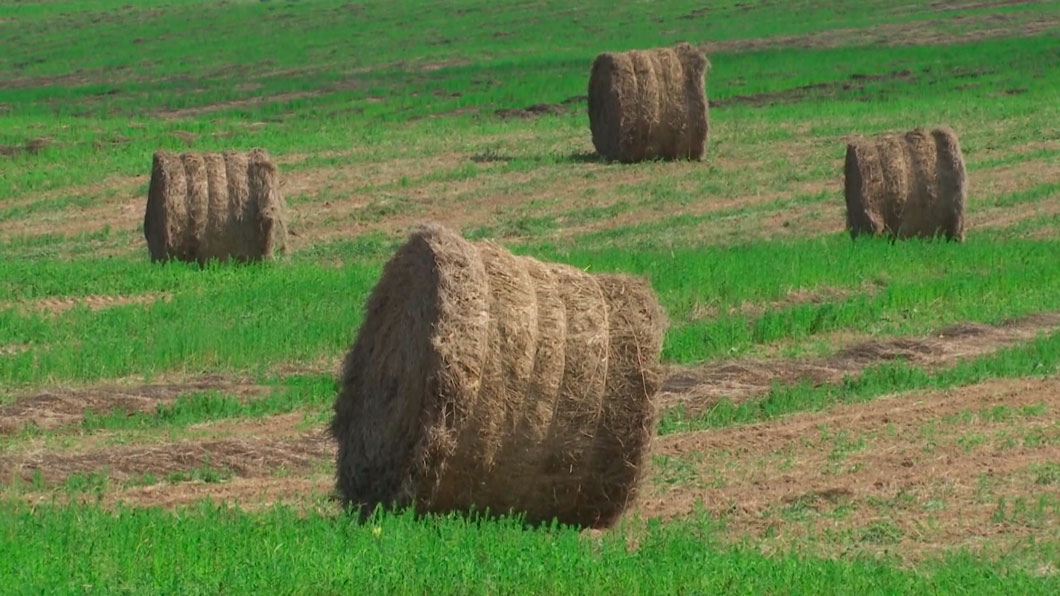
[973,156,1060,198]
[1,410,338,510]
[155,91,322,120]
[712,70,915,109]
[0,137,52,158]
[3,174,144,210]
[972,198,1060,233]
[562,178,837,244]
[102,475,336,510]
[640,375,1060,560]
[0,292,169,316]
[689,285,873,323]
[0,429,331,488]
[494,96,586,119]
[701,12,1060,54]
[0,178,146,240]
[660,313,1060,415]
[0,344,30,356]
[0,376,270,434]
[924,1,1046,12]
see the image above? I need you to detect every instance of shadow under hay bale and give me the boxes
[844,126,966,242]
[330,223,667,528]
[588,42,710,163]
[144,149,288,263]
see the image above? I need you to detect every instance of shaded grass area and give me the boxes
[1,503,1057,594]
[3,236,1060,387]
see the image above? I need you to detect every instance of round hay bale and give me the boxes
[588,42,710,163]
[143,148,289,263]
[844,126,966,241]
[330,224,667,528]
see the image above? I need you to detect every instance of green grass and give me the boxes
[1,1,1058,199]
[4,235,1060,389]
[4,0,1060,589]
[1,503,1058,594]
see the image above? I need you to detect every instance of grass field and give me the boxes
[2,0,1060,592]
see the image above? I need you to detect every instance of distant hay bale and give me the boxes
[588,42,710,162]
[143,149,288,263]
[844,126,966,241]
[330,223,667,528]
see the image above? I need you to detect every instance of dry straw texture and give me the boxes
[331,223,667,528]
[588,42,710,162]
[144,149,288,263]
[844,126,967,241]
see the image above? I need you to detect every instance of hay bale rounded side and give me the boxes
[331,224,667,527]
[144,150,188,262]
[143,148,288,263]
[588,43,709,162]
[843,126,967,241]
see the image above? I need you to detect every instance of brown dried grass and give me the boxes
[330,223,667,527]
[844,126,966,241]
[588,42,710,162]
[144,149,288,263]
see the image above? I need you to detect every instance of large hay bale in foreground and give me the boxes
[330,223,667,528]
[144,149,288,263]
[588,42,710,162]
[844,126,966,241]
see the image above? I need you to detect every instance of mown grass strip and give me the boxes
[543,236,1060,363]
[80,373,335,432]
[660,328,1060,434]
[4,236,1060,386]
